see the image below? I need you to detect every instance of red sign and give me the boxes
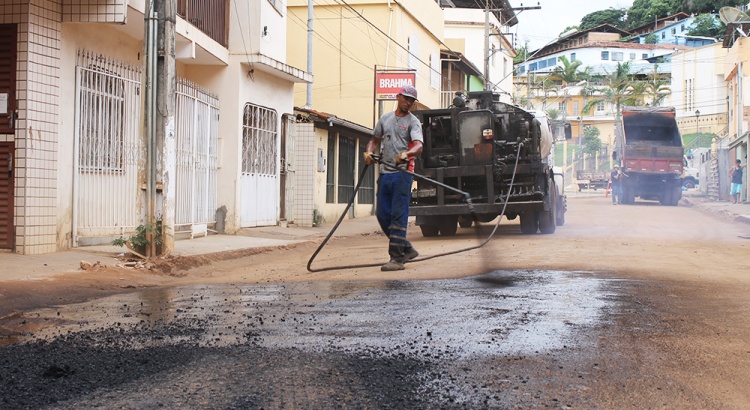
[375,72,416,100]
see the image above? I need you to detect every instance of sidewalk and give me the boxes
[680,190,750,225]
[0,215,383,282]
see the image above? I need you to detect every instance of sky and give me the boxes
[508,0,635,50]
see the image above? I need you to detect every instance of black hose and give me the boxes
[306,145,522,272]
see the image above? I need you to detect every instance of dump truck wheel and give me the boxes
[420,225,439,237]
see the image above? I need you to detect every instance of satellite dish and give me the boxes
[719,6,750,24]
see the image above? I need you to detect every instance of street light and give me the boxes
[695,109,700,134]
[577,116,582,144]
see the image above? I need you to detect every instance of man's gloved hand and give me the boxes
[396,152,409,164]
[363,151,375,165]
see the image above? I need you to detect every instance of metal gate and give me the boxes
[240,103,278,227]
[73,51,143,245]
[175,79,219,237]
[281,114,296,224]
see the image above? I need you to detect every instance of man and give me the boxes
[363,85,424,271]
[730,159,746,204]
[610,164,623,205]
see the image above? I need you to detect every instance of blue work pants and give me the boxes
[376,172,414,260]
[611,184,622,204]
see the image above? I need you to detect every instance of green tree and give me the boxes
[580,8,628,30]
[670,0,745,13]
[545,108,560,120]
[688,14,726,39]
[581,127,602,156]
[646,65,671,106]
[549,56,591,86]
[644,33,658,44]
[626,0,672,29]
[583,62,643,121]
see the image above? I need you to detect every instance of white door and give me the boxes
[240,103,278,227]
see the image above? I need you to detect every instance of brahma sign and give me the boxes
[375,72,416,100]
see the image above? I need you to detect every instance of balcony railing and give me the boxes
[177,0,229,47]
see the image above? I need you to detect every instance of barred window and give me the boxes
[242,103,278,175]
[78,67,125,171]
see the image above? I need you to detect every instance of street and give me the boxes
[1,194,750,408]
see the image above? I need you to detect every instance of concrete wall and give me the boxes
[287,0,443,127]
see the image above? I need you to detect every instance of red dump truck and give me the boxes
[614,106,683,206]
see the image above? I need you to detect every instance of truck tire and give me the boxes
[682,178,696,189]
[519,212,538,234]
[622,185,635,204]
[669,186,682,206]
[555,195,566,226]
[659,188,671,206]
[420,225,439,237]
[439,218,458,236]
[538,181,556,234]
[458,216,473,228]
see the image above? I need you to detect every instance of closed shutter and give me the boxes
[0,142,13,249]
[0,24,17,134]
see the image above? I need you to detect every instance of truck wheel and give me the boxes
[420,225,439,237]
[458,216,473,228]
[682,178,696,189]
[519,212,538,234]
[669,186,682,206]
[555,196,566,226]
[439,218,458,236]
[538,189,556,234]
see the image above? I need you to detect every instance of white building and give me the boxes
[0,0,310,256]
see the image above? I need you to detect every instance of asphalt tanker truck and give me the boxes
[614,106,684,206]
[408,91,566,236]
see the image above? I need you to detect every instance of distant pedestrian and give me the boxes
[730,159,746,204]
[610,164,623,205]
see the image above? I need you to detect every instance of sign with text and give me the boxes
[375,72,416,100]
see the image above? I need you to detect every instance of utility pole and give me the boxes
[144,0,176,256]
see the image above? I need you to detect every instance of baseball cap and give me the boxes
[614,164,620,168]
[398,85,418,100]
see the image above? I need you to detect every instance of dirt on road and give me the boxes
[2,196,750,408]
[2,196,749,315]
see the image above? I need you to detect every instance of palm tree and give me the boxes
[549,56,590,86]
[583,62,642,122]
[549,56,591,120]
[647,64,671,107]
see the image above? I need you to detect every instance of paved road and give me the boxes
[1,195,749,409]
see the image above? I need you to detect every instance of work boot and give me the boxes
[381,259,405,271]
[400,248,419,263]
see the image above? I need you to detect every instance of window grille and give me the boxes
[337,136,356,204]
[358,139,374,204]
[326,133,336,203]
[242,103,278,175]
[601,51,609,60]
[78,65,126,171]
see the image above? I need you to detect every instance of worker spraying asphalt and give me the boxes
[306,148,523,273]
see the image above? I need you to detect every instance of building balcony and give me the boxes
[177,0,228,47]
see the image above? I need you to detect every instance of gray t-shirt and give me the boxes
[373,111,423,173]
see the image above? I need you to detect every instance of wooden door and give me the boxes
[0,142,13,249]
[0,24,17,133]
